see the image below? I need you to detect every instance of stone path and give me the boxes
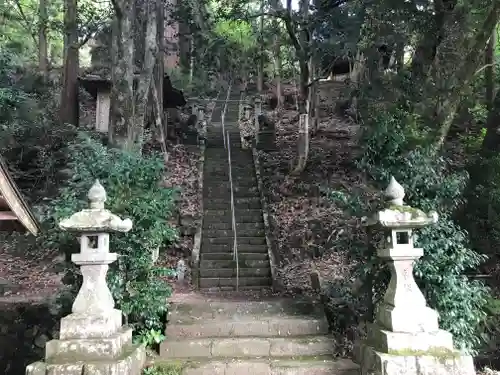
[157,86,359,374]
[198,87,271,291]
[158,293,359,375]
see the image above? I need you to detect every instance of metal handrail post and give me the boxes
[226,131,239,292]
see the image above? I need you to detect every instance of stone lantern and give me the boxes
[26,180,146,375]
[357,176,475,375]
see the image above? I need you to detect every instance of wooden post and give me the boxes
[96,89,111,133]
[254,96,262,144]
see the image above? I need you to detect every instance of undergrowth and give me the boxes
[329,103,489,353]
[39,133,178,345]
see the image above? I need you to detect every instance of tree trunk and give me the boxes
[485,31,496,111]
[411,0,458,80]
[273,35,283,108]
[109,0,135,148]
[290,113,309,176]
[38,0,48,76]
[482,88,500,153]
[155,0,164,119]
[257,0,265,93]
[60,0,79,126]
[131,0,158,151]
[429,2,500,147]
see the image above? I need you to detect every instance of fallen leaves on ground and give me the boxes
[0,241,62,301]
[257,82,371,295]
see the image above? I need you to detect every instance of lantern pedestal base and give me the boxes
[376,303,439,333]
[26,309,146,375]
[356,343,474,375]
[59,308,123,339]
[26,343,145,375]
[366,323,454,353]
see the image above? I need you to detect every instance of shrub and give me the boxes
[0,49,76,203]
[343,105,489,352]
[40,133,178,343]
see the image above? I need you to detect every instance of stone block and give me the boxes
[59,309,122,340]
[26,362,49,375]
[376,303,439,333]
[359,343,475,375]
[212,338,271,357]
[367,324,454,353]
[83,343,146,375]
[26,344,145,375]
[269,337,332,357]
[45,326,132,361]
[160,339,212,358]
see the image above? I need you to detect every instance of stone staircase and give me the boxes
[159,295,358,375]
[158,88,359,374]
[199,90,272,291]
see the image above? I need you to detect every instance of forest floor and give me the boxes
[257,81,373,296]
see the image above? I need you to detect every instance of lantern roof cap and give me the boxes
[362,177,438,228]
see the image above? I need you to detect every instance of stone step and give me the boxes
[201,252,269,261]
[199,276,271,288]
[155,358,359,375]
[204,236,266,245]
[200,259,269,269]
[203,197,260,205]
[200,267,271,278]
[201,244,268,254]
[204,186,259,193]
[204,179,258,187]
[166,298,327,331]
[204,228,265,237]
[160,336,333,359]
[203,221,263,230]
[204,201,261,210]
[203,214,263,224]
[205,209,263,216]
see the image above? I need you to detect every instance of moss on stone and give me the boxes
[386,204,425,218]
[144,361,185,375]
[387,347,460,359]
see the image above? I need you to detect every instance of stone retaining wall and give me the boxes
[0,301,60,375]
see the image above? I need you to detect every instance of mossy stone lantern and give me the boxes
[363,176,439,333]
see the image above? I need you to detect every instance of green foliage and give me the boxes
[350,105,489,353]
[143,363,183,375]
[41,133,178,343]
[0,49,77,202]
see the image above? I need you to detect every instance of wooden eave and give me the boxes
[0,156,40,235]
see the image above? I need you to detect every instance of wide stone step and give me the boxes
[157,358,359,375]
[200,267,271,278]
[200,259,269,269]
[201,252,269,261]
[205,209,262,216]
[203,222,264,230]
[204,214,264,224]
[199,276,271,288]
[203,195,261,204]
[204,180,259,189]
[201,244,268,254]
[160,336,333,359]
[204,201,261,210]
[204,228,265,237]
[203,197,260,205]
[204,236,266,245]
[204,186,259,193]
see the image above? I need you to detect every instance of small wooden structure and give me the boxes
[0,156,40,235]
[78,75,112,133]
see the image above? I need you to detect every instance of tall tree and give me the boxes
[38,0,48,75]
[109,0,135,148]
[60,0,79,126]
